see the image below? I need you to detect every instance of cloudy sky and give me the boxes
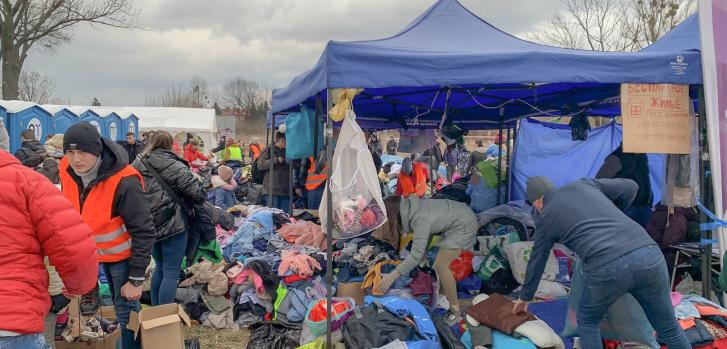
[23,0,564,106]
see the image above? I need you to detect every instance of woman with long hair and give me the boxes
[132,131,206,305]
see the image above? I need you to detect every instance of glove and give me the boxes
[376,270,400,295]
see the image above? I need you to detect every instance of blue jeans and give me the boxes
[0,334,49,349]
[624,206,653,228]
[102,261,141,349]
[151,230,188,306]
[307,186,324,210]
[578,245,690,349]
[267,195,290,213]
[214,187,236,211]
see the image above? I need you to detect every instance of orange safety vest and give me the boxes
[59,157,142,263]
[250,144,261,160]
[397,162,428,197]
[305,156,329,191]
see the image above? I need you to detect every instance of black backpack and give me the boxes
[251,159,265,185]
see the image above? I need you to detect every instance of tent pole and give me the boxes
[510,119,521,202]
[496,114,504,205]
[698,86,713,299]
[506,125,512,202]
[430,145,436,193]
[325,89,334,349]
[289,161,294,213]
[269,114,276,207]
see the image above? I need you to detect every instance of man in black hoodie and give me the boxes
[60,122,155,349]
[15,129,46,168]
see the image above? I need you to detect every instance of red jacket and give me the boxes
[184,144,208,167]
[0,151,98,334]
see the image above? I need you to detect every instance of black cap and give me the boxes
[63,122,102,157]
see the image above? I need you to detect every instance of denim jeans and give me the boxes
[151,230,188,305]
[213,187,236,211]
[102,261,141,349]
[267,195,291,213]
[578,245,690,349]
[0,334,49,349]
[307,186,324,210]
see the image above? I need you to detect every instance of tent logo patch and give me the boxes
[670,54,688,75]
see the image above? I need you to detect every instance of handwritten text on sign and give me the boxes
[621,83,691,154]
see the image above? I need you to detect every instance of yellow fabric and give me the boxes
[329,88,362,121]
[361,260,400,296]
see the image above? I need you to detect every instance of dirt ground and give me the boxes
[185,324,251,349]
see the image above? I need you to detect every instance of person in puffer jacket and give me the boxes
[132,131,206,306]
[0,150,98,348]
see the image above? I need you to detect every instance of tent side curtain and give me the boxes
[511,118,665,206]
[271,0,701,117]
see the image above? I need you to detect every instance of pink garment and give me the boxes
[278,250,322,277]
[278,222,326,250]
[671,292,683,307]
[360,208,376,228]
[216,226,235,247]
[233,268,264,294]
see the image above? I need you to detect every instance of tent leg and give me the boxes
[698,86,713,299]
[510,120,521,202]
[496,122,503,205]
[325,89,334,349]
[506,126,512,202]
[289,161,294,213]
[430,145,436,193]
[269,114,276,207]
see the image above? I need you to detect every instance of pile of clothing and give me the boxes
[670,293,727,348]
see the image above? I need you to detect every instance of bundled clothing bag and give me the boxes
[285,106,323,160]
[321,110,386,239]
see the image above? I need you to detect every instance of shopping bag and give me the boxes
[320,110,387,239]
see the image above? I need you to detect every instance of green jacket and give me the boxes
[397,196,478,276]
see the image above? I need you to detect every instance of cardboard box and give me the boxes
[127,304,191,349]
[335,282,365,305]
[54,299,120,349]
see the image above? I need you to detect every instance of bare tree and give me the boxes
[147,76,210,108]
[529,0,695,52]
[18,69,55,103]
[0,0,138,100]
[221,77,270,117]
[91,97,101,106]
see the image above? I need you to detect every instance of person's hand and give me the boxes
[277,157,285,164]
[513,299,529,314]
[120,282,142,301]
[376,270,400,294]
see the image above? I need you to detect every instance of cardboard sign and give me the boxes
[621,83,691,154]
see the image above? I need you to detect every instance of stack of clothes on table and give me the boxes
[670,293,727,349]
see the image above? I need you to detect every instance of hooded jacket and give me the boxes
[62,139,155,279]
[397,196,478,276]
[132,149,206,241]
[257,145,290,196]
[184,143,208,168]
[0,151,98,334]
[118,140,145,165]
[15,139,46,167]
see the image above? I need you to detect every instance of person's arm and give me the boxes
[196,151,208,161]
[114,176,155,280]
[256,147,272,171]
[27,170,98,296]
[592,178,638,210]
[395,219,429,277]
[171,164,207,204]
[595,155,621,179]
[519,227,555,301]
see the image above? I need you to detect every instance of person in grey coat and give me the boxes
[132,131,206,305]
[376,195,477,320]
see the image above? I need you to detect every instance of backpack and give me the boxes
[251,159,265,185]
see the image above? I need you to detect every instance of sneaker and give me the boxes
[80,284,100,316]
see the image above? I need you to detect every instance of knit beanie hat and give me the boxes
[526,176,555,202]
[63,122,102,156]
[217,165,234,182]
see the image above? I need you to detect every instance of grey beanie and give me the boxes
[527,176,555,202]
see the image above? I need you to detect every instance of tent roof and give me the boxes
[271,0,702,130]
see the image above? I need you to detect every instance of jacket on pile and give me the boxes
[14,140,46,167]
[61,139,155,279]
[0,151,98,334]
[132,149,207,241]
[257,146,290,196]
[118,140,145,164]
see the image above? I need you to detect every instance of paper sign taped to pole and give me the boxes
[621,83,691,154]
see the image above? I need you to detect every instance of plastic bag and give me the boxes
[320,110,387,239]
[449,251,474,282]
[562,262,658,348]
[300,298,355,345]
[285,107,323,160]
[503,241,572,284]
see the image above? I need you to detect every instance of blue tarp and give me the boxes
[270,0,701,130]
[511,119,665,204]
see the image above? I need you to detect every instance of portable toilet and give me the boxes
[122,114,139,139]
[69,107,103,136]
[102,112,123,141]
[0,101,52,153]
[42,105,79,134]
[0,104,7,132]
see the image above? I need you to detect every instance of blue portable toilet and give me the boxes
[122,114,139,138]
[0,104,7,133]
[1,101,52,153]
[101,112,123,141]
[42,105,79,134]
[69,107,103,136]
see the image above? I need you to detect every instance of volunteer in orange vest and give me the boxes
[396,156,429,198]
[60,122,155,349]
[305,151,328,209]
[249,141,261,161]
